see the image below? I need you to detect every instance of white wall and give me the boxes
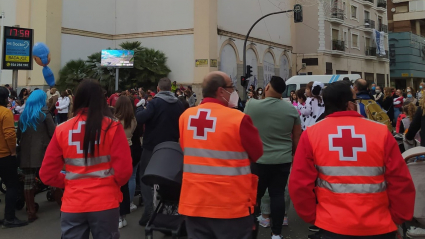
[0,0,17,85]
[115,34,194,84]
[61,34,114,67]
[115,0,194,34]
[62,0,116,34]
[217,0,292,46]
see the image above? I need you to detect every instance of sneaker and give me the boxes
[130,202,137,212]
[119,217,123,229]
[257,215,270,228]
[283,216,288,226]
[309,225,320,232]
[407,227,425,237]
[2,217,28,229]
[122,218,127,227]
[271,235,283,239]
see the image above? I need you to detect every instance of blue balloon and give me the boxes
[32,42,55,86]
[42,66,55,87]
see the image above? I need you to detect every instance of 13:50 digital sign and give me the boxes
[2,26,34,70]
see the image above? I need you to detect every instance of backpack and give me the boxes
[359,99,393,132]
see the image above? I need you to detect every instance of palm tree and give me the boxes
[86,52,116,93]
[56,59,90,91]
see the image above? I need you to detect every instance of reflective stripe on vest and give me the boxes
[317,178,387,193]
[316,166,385,176]
[65,169,114,180]
[184,147,248,160]
[64,155,111,167]
[184,164,251,176]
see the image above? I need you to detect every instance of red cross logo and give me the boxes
[328,126,366,161]
[68,121,99,154]
[188,109,217,140]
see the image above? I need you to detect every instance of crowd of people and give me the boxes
[0,73,422,239]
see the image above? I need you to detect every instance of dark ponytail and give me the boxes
[73,79,114,160]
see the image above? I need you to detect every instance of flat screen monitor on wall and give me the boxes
[101,50,134,67]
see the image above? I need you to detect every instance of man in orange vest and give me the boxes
[178,71,263,239]
[289,80,415,239]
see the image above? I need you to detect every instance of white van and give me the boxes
[283,74,361,98]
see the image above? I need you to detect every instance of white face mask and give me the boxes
[222,89,239,108]
[258,91,263,95]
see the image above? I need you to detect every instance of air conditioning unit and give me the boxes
[302,63,307,69]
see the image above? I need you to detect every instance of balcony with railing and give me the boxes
[364,19,376,30]
[379,24,388,33]
[378,50,389,59]
[329,8,344,23]
[363,0,374,7]
[377,0,387,10]
[332,40,345,53]
[365,47,377,57]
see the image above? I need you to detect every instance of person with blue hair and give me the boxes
[17,89,55,222]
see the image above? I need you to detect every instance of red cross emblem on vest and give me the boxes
[328,126,367,161]
[188,108,217,140]
[68,121,99,154]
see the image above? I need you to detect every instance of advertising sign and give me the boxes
[2,26,34,70]
[101,50,134,67]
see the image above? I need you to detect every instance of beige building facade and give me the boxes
[293,0,390,86]
[0,0,294,97]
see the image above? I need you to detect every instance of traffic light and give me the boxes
[294,4,303,23]
[241,76,247,87]
[246,65,253,79]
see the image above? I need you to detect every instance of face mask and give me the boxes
[372,86,376,90]
[408,94,412,98]
[222,89,239,108]
[375,90,381,94]
[258,91,263,95]
[248,96,252,99]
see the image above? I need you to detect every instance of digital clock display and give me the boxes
[2,26,34,70]
[6,28,31,38]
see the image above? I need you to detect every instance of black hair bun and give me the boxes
[312,85,322,96]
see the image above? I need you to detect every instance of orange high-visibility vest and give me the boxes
[178,103,257,219]
[56,115,122,213]
[307,116,397,236]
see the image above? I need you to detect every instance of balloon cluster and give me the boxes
[32,42,55,87]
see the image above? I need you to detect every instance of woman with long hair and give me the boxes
[299,81,325,130]
[66,89,74,119]
[256,87,264,100]
[381,87,395,124]
[398,103,416,134]
[56,91,70,124]
[114,96,137,229]
[18,88,28,101]
[40,79,132,239]
[17,90,55,222]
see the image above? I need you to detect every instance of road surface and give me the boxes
[0,192,311,239]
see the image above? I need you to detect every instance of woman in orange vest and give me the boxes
[40,79,133,239]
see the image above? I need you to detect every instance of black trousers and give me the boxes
[57,113,68,124]
[252,163,291,235]
[0,155,19,220]
[320,230,396,239]
[61,208,120,239]
[186,215,253,239]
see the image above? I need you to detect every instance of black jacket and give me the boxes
[136,91,185,151]
[381,96,394,122]
[406,106,425,147]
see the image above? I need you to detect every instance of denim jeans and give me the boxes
[0,155,19,220]
[128,162,139,204]
[260,183,291,216]
[139,149,153,219]
[252,163,291,235]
